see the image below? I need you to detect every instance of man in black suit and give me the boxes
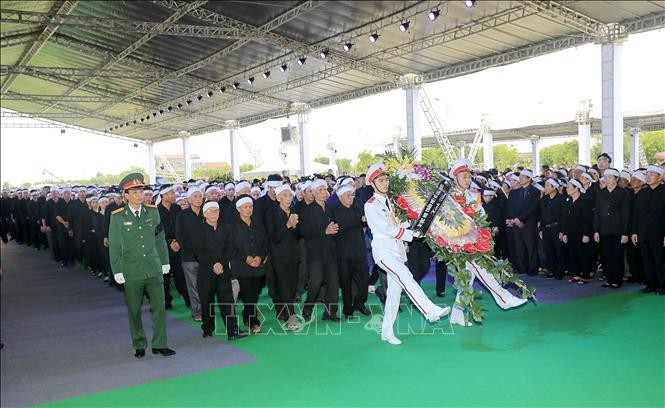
[505,169,540,275]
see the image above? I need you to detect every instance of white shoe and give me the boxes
[427,306,451,323]
[368,285,376,294]
[498,296,528,310]
[381,334,402,345]
[449,306,473,327]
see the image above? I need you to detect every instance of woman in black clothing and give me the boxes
[193,201,247,340]
[267,185,301,331]
[561,179,593,284]
[228,195,268,334]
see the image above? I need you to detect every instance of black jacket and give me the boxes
[158,202,181,245]
[594,186,631,236]
[266,205,300,265]
[539,193,563,229]
[227,218,268,278]
[298,201,337,261]
[193,221,233,280]
[631,184,665,239]
[253,194,279,235]
[561,195,592,237]
[175,207,203,262]
[331,203,367,260]
[506,186,540,226]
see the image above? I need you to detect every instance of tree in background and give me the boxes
[336,158,352,175]
[421,147,448,170]
[239,163,256,173]
[353,150,381,175]
[474,144,522,171]
[193,166,232,182]
[540,140,580,168]
[641,130,665,163]
[313,156,329,165]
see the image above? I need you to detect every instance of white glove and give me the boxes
[162,264,170,274]
[114,273,125,284]
[412,229,424,238]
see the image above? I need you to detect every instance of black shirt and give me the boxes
[331,203,367,260]
[561,195,592,237]
[193,221,232,279]
[227,217,268,278]
[540,193,563,228]
[594,186,631,236]
[175,207,203,262]
[298,201,337,261]
[266,205,300,265]
[631,184,665,238]
[158,202,181,245]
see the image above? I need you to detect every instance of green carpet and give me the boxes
[44,288,664,407]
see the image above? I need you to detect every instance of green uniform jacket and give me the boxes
[109,204,169,281]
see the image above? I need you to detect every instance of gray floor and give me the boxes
[0,243,255,407]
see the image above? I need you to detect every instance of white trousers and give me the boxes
[454,261,521,309]
[377,257,437,337]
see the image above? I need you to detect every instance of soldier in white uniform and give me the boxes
[448,159,527,327]
[364,163,450,346]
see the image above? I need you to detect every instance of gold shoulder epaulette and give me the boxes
[111,207,125,215]
[145,204,157,208]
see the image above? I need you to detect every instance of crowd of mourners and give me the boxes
[1,151,663,338]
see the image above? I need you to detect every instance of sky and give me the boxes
[1,30,664,186]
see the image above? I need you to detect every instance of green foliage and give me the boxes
[68,166,148,186]
[336,158,352,175]
[642,130,665,163]
[353,150,381,175]
[476,144,522,170]
[193,166,232,182]
[2,181,11,190]
[313,156,329,165]
[540,140,580,168]
[421,147,448,169]
[239,163,256,173]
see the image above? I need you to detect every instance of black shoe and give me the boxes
[640,287,656,294]
[356,305,371,316]
[602,283,611,288]
[656,288,665,296]
[165,303,173,310]
[436,292,445,298]
[228,331,249,341]
[152,347,176,357]
[302,311,312,322]
[202,331,213,338]
[134,348,145,358]
[322,314,341,322]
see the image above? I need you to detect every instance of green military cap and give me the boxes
[119,172,146,192]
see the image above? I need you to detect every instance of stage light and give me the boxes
[343,42,353,51]
[167,106,173,112]
[207,90,214,98]
[114,125,118,129]
[109,127,113,132]
[428,9,440,20]
[369,32,379,43]
[140,118,144,123]
[119,123,124,128]
[197,95,203,101]
[145,115,150,120]
[399,20,410,32]
[232,81,239,89]
[263,70,270,79]
[219,86,226,94]
[133,119,137,124]
[158,109,164,115]
[280,63,288,72]
[247,76,254,85]
[177,103,182,109]
[298,56,307,65]
[152,112,157,117]
[125,121,129,126]
[320,49,329,59]
[465,0,477,8]
[186,99,192,105]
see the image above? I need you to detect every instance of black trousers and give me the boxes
[337,256,369,315]
[542,226,563,278]
[600,234,624,285]
[168,250,190,307]
[435,261,448,295]
[304,260,339,317]
[566,234,590,279]
[273,261,299,318]
[493,228,508,260]
[513,223,538,275]
[408,241,431,282]
[197,271,238,336]
[237,276,263,327]
[640,235,665,290]
[56,225,73,264]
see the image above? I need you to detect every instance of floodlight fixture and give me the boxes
[232,81,240,89]
[399,20,410,32]
[320,49,329,59]
[280,63,288,72]
[428,9,440,20]
[465,0,477,8]
[247,76,254,84]
[343,42,353,51]
[196,95,203,101]
[369,32,379,43]
[263,70,270,78]
[298,56,307,65]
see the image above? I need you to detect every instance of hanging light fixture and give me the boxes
[369,32,379,43]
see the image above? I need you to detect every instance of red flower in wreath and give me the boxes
[396,196,409,210]
[475,240,491,253]
[463,243,477,254]
[463,206,476,217]
[450,245,461,253]
[406,209,419,220]
[453,195,465,205]
[478,228,492,241]
[435,236,447,248]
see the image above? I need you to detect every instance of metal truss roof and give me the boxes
[1,0,664,143]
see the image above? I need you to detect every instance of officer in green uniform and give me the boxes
[109,173,175,358]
